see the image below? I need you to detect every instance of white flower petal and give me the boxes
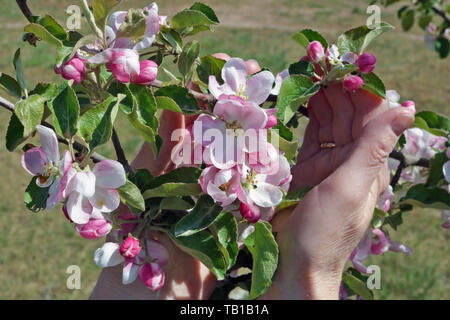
[221,58,248,93]
[93,160,126,189]
[36,125,59,163]
[89,187,121,213]
[94,242,124,268]
[246,71,275,105]
[66,191,92,224]
[249,182,283,207]
[122,261,139,285]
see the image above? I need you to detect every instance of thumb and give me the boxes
[323,107,415,205]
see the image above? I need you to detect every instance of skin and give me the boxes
[90,83,415,300]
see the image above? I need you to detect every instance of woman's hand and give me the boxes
[262,84,415,299]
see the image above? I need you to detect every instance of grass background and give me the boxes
[0,0,448,299]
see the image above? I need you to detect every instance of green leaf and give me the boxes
[178,40,200,77]
[128,168,154,192]
[118,179,145,212]
[197,54,225,85]
[24,177,49,212]
[426,152,448,187]
[146,167,201,189]
[29,83,58,101]
[275,75,320,125]
[337,22,394,55]
[435,37,450,59]
[0,73,22,98]
[418,14,433,30]
[244,221,279,299]
[169,229,227,280]
[5,113,26,151]
[292,29,327,49]
[116,8,146,41]
[154,85,200,114]
[127,84,159,155]
[371,207,388,229]
[24,23,63,47]
[92,0,120,32]
[268,129,299,161]
[56,34,98,67]
[88,96,121,150]
[13,49,26,91]
[49,84,79,138]
[288,60,314,77]
[36,15,68,41]
[414,111,450,137]
[107,82,133,114]
[14,94,45,136]
[78,96,117,143]
[159,197,194,211]
[143,183,202,199]
[155,96,182,113]
[173,195,223,237]
[401,9,415,31]
[211,211,238,270]
[342,269,374,300]
[189,2,219,23]
[400,184,450,210]
[276,186,312,211]
[361,72,386,99]
[171,9,217,29]
[272,121,293,141]
[159,27,183,53]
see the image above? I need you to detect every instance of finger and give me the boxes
[131,110,185,176]
[321,107,415,209]
[323,83,355,146]
[350,88,389,138]
[309,89,334,144]
[296,109,320,163]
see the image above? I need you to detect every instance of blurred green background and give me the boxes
[0,0,448,299]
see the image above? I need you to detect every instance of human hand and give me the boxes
[262,84,415,299]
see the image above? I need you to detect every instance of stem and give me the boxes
[390,151,407,188]
[418,0,450,29]
[79,0,103,40]
[111,128,133,175]
[16,0,33,22]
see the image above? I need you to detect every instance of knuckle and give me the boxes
[368,139,391,167]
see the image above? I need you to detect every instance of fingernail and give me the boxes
[391,110,415,136]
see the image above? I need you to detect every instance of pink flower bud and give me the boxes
[265,114,278,129]
[245,59,261,75]
[240,202,261,223]
[401,100,416,114]
[356,53,376,74]
[75,218,112,239]
[343,75,364,92]
[131,60,158,85]
[106,49,140,83]
[307,41,325,63]
[56,57,86,84]
[119,235,142,259]
[139,262,165,291]
[212,52,231,61]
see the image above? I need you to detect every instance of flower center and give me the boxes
[237,83,247,99]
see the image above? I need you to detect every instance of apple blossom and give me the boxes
[208,58,275,105]
[200,166,238,207]
[54,55,86,84]
[386,90,416,114]
[401,100,416,114]
[343,75,364,92]
[75,217,112,239]
[119,235,142,259]
[212,52,231,61]
[245,59,262,75]
[270,69,289,96]
[326,44,358,67]
[240,202,261,223]
[131,60,158,85]
[377,185,394,212]
[403,128,447,161]
[21,125,74,210]
[307,41,325,63]
[107,3,161,51]
[350,229,412,274]
[64,160,126,224]
[88,48,140,83]
[356,53,376,74]
[139,262,165,291]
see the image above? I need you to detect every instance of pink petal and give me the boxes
[93,160,126,189]
[221,58,248,93]
[139,262,165,291]
[246,71,275,105]
[36,125,59,163]
[21,147,46,175]
[89,187,121,213]
[146,239,169,266]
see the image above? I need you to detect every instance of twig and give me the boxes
[0,96,106,163]
[16,0,33,22]
[418,0,450,29]
[111,128,133,174]
[390,151,407,188]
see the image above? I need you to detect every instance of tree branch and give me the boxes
[111,128,133,175]
[418,0,450,29]
[16,0,33,22]
[0,96,106,163]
